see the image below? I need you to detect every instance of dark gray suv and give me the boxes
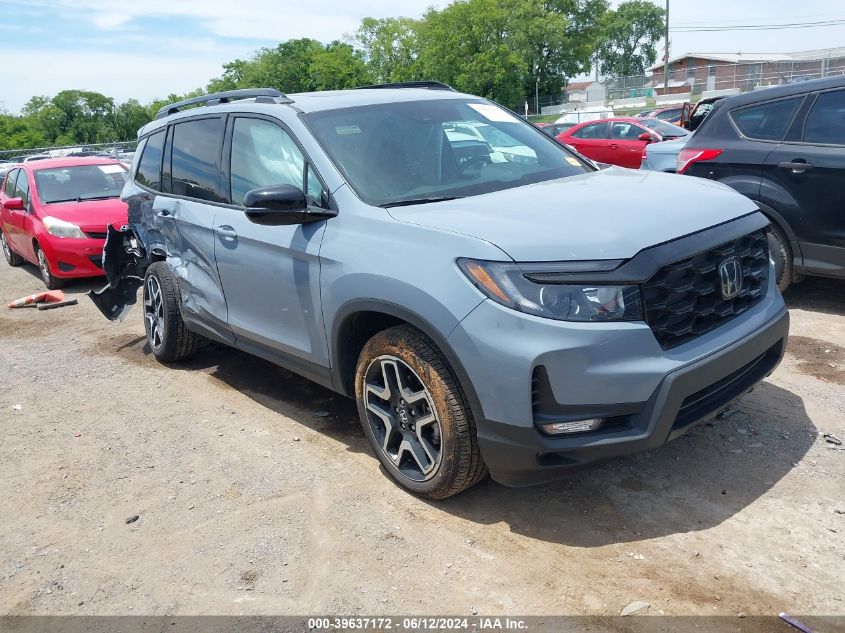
[91,84,789,498]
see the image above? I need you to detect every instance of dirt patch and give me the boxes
[787,335,845,385]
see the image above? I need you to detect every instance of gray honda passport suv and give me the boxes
[91,83,789,499]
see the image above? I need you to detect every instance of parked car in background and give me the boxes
[557,117,670,168]
[678,75,845,291]
[0,157,129,289]
[647,106,684,124]
[91,86,787,498]
[640,137,688,173]
[554,105,614,125]
[681,96,726,131]
[637,118,689,140]
[539,122,575,137]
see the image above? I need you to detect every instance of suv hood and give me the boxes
[387,168,757,262]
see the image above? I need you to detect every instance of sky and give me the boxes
[0,0,844,114]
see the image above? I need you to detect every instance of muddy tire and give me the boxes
[767,224,793,292]
[35,243,65,290]
[1,231,24,267]
[143,262,200,363]
[354,325,487,499]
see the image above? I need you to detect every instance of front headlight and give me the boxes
[458,258,642,322]
[42,216,87,239]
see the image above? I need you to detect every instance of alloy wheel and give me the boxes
[37,249,51,285]
[144,275,165,350]
[1,233,10,263]
[363,355,442,482]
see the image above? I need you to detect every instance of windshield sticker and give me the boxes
[468,103,519,123]
[336,125,362,135]
[98,164,125,174]
[565,156,581,167]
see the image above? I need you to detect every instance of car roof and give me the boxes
[140,87,479,136]
[719,75,845,109]
[22,156,126,172]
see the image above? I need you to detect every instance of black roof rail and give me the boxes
[356,81,457,92]
[155,88,293,120]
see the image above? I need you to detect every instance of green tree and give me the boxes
[207,38,325,93]
[310,41,372,90]
[23,90,116,144]
[108,99,152,140]
[596,0,665,77]
[352,17,421,83]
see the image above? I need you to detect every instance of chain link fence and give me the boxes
[0,141,137,162]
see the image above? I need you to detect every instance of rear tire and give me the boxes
[767,225,792,292]
[354,325,487,499]
[143,262,200,363]
[1,231,24,267]
[35,243,65,290]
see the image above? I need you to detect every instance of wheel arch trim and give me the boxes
[330,298,486,428]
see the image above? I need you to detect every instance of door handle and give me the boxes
[155,209,173,218]
[778,161,814,173]
[215,225,238,240]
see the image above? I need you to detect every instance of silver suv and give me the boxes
[92,84,789,498]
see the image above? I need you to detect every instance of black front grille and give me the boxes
[88,255,103,269]
[643,230,769,349]
[84,231,108,239]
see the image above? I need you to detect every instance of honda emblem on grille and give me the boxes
[719,257,743,300]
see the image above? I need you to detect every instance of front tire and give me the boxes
[354,325,487,499]
[1,231,24,267]
[767,225,793,292]
[35,243,65,290]
[143,262,200,363]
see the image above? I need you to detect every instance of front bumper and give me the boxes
[468,306,788,486]
[39,235,106,278]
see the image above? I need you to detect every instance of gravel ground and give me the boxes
[0,260,843,619]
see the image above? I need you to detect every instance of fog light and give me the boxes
[540,419,603,435]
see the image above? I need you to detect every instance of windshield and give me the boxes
[303,99,590,207]
[35,164,128,204]
[639,119,689,138]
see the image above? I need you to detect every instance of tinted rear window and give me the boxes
[136,131,165,191]
[170,118,225,202]
[730,97,803,141]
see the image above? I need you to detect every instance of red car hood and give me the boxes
[41,198,128,232]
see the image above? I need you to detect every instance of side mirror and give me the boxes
[243,184,311,226]
[3,197,24,210]
[638,132,655,143]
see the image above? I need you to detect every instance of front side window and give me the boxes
[731,97,803,141]
[303,99,589,207]
[611,122,646,140]
[170,118,225,202]
[570,121,609,139]
[35,164,128,204]
[136,131,165,191]
[3,169,18,197]
[803,89,845,145]
[14,169,30,206]
[230,117,324,207]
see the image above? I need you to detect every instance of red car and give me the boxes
[557,117,687,169]
[0,157,129,289]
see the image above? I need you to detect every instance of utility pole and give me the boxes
[535,77,540,116]
[663,0,670,92]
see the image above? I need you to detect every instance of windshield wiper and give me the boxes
[46,195,119,204]
[380,195,464,208]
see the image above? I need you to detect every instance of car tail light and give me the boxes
[641,146,649,162]
[676,148,723,174]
